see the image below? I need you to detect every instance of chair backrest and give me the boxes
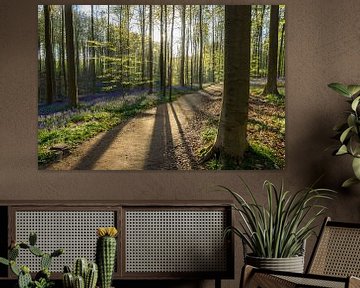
[307,217,360,278]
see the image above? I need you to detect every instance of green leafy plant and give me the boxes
[328,83,360,187]
[0,232,63,288]
[222,179,334,258]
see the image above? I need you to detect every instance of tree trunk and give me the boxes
[126,5,130,82]
[148,5,153,94]
[278,22,285,78]
[263,5,280,96]
[159,5,165,96]
[90,5,96,92]
[168,5,175,99]
[44,5,56,104]
[61,6,67,96]
[163,5,167,97]
[211,5,215,83]
[180,5,186,87]
[189,5,193,89]
[204,5,251,167]
[141,5,146,87]
[258,5,265,77]
[65,5,78,107]
[198,5,203,89]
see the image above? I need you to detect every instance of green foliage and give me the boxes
[328,82,360,187]
[38,88,186,166]
[0,233,63,288]
[222,179,335,258]
[265,92,285,107]
[242,143,283,169]
[201,127,217,143]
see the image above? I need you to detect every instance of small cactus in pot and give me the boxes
[62,259,98,288]
[96,227,118,288]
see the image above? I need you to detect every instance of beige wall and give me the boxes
[1,0,360,287]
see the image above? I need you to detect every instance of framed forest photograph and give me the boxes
[37,5,286,170]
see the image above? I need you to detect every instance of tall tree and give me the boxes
[278,22,285,78]
[163,5,168,97]
[198,5,203,89]
[211,5,216,83]
[263,5,280,96]
[148,5,153,94]
[159,5,165,96]
[44,5,56,104]
[61,6,67,96]
[179,5,186,87]
[168,5,175,99]
[140,5,146,86]
[203,5,251,167]
[90,5,96,92]
[65,5,78,107]
[257,6,265,77]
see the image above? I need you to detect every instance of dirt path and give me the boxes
[48,88,219,170]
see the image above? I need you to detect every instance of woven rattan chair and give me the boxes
[241,217,360,288]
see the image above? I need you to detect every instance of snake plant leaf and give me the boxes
[328,83,352,97]
[351,96,360,111]
[342,177,360,188]
[352,157,360,179]
[336,144,348,155]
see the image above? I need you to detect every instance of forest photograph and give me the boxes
[37,5,286,170]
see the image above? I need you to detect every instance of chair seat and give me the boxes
[243,266,360,288]
[277,274,346,288]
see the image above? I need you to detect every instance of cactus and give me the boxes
[85,263,98,288]
[63,260,98,288]
[73,275,85,288]
[63,272,74,288]
[0,257,9,266]
[29,245,44,257]
[0,232,63,288]
[29,232,37,246]
[74,258,87,279]
[10,260,20,276]
[96,227,118,288]
[41,253,52,270]
[18,270,32,288]
[9,246,19,260]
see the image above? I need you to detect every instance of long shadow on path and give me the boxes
[143,104,176,169]
[73,121,129,169]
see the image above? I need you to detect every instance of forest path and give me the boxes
[47,86,220,170]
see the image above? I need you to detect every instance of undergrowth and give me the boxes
[38,87,190,167]
[199,85,285,170]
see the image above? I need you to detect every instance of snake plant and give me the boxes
[328,83,360,187]
[222,179,335,258]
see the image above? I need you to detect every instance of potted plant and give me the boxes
[0,232,63,288]
[222,179,334,273]
[328,83,360,187]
